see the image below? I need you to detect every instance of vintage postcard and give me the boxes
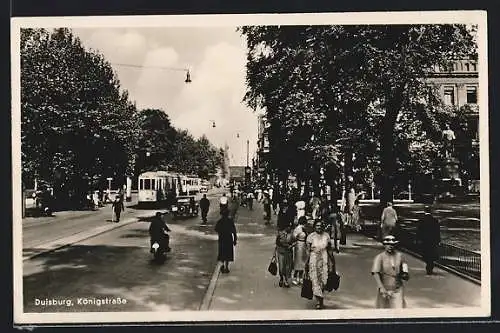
[11,11,489,324]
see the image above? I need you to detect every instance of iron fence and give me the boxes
[359,221,481,282]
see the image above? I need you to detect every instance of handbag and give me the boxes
[301,278,313,299]
[325,251,340,292]
[268,253,278,276]
[325,271,341,292]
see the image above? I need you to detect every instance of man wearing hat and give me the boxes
[417,206,441,275]
[371,235,409,308]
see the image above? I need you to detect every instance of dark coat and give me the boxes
[149,217,170,239]
[112,199,124,213]
[417,214,441,260]
[215,216,237,261]
[200,198,210,211]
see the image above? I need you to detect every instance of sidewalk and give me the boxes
[207,202,481,310]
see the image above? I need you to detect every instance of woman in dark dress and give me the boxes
[215,209,238,273]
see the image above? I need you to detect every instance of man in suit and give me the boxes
[417,206,441,275]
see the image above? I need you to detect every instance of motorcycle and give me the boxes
[150,232,170,263]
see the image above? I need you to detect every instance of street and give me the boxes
[23,191,223,312]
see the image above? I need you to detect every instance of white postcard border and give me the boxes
[11,10,490,324]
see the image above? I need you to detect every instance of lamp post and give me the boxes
[246,139,249,167]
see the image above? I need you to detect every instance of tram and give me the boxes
[138,171,180,208]
[178,175,202,195]
[138,171,204,207]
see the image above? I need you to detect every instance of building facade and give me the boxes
[255,113,271,185]
[426,59,480,192]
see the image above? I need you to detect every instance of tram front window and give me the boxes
[144,179,151,190]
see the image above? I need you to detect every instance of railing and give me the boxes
[360,221,481,282]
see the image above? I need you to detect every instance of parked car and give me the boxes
[171,196,199,219]
[200,186,208,193]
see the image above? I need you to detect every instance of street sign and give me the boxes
[106,177,113,181]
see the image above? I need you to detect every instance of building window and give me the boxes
[443,86,455,106]
[467,86,478,104]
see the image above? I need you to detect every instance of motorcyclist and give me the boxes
[149,212,171,254]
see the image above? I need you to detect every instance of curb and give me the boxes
[23,214,150,261]
[199,262,221,311]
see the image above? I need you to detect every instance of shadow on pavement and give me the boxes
[23,234,218,312]
[120,228,150,239]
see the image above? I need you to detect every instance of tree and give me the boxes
[354,25,476,203]
[240,25,477,204]
[134,108,177,174]
[21,28,138,207]
[193,135,222,179]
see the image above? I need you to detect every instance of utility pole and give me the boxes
[246,140,249,167]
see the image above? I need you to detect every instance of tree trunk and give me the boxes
[380,91,403,206]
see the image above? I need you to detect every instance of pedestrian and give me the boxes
[417,206,441,275]
[200,194,210,224]
[295,195,307,221]
[310,193,321,220]
[247,191,254,210]
[92,191,100,209]
[380,202,398,239]
[371,235,410,308]
[306,220,336,309]
[219,193,229,215]
[262,192,272,225]
[276,221,294,288]
[268,186,274,205]
[98,189,104,205]
[215,208,237,273]
[323,201,340,253]
[111,195,125,222]
[292,216,308,285]
[352,199,362,232]
[117,186,125,202]
[272,187,280,215]
[256,187,263,201]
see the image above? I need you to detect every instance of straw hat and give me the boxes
[382,235,399,245]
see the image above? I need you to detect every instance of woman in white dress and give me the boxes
[306,220,335,309]
[292,216,308,285]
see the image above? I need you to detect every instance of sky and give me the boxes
[72,27,260,166]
